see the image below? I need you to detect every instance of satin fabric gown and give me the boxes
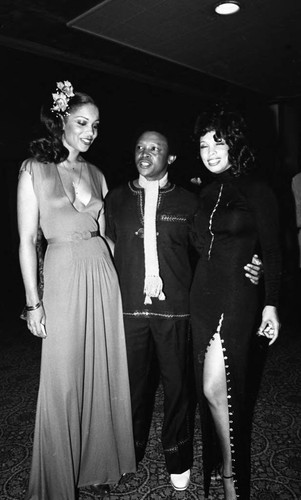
[21,158,136,500]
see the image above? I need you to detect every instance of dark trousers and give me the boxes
[123,316,193,474]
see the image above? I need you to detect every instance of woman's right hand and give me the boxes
[257,305,280,345]
[26,305,47,338]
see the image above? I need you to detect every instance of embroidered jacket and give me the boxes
[105,181,199,318]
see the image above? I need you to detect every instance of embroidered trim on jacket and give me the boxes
[123,311,190,319]
[160,215,188,222]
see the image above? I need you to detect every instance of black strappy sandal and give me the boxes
[223,473,234,480]
[222,473,237,500]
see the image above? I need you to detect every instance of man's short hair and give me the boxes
[132,121,179,156]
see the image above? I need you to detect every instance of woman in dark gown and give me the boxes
[190,108,281,499]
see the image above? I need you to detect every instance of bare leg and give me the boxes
[203,332,237,500]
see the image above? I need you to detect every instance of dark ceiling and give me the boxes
[1,0,300,103]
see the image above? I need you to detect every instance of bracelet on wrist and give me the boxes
[25,301,42,312]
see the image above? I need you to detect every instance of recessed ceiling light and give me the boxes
[215,1,241,15]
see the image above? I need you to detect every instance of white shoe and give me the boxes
[170,469,191,491]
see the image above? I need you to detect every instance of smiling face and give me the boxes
[135,131,176,181]
[200,130,231,174]
[62,103,99,155]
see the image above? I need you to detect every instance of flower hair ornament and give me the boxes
[50,81,75,117]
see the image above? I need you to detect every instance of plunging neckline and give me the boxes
[56,160,93,213]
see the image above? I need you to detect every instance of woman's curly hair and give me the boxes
[29,92,98,164]
[193,105,255,177]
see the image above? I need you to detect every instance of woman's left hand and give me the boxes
[257,305,280,345]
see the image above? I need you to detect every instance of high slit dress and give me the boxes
[21,158,136,500]
[190,171,281,499]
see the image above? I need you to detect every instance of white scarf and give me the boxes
[138,173,168,304]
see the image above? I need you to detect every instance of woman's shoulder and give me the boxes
[19,157,50,176]
[238,174,278,212]
[241,174,275,196]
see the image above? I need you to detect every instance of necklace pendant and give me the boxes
[72,181,79,196]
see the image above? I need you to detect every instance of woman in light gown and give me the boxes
[17,81,136,500]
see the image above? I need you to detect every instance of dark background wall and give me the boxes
[1,45,300,319]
